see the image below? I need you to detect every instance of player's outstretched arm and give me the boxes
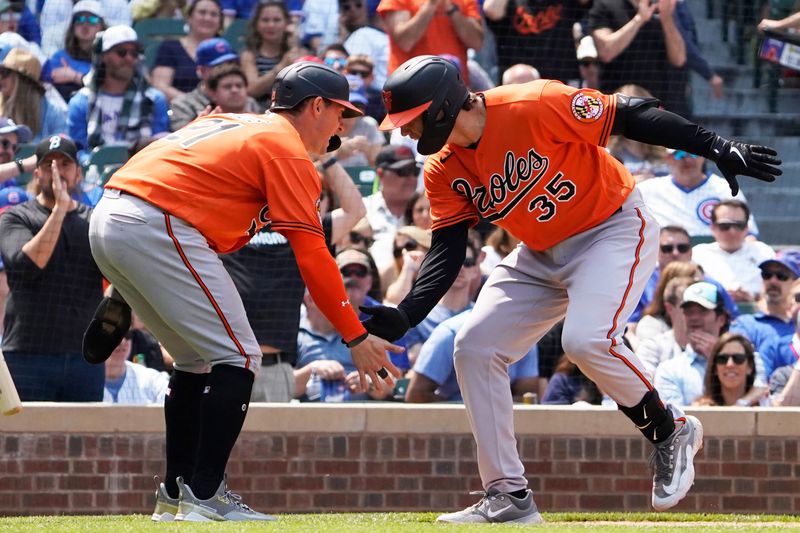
[361,221,470,341]
[611,94,782,195]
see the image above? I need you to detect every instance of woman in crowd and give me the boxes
[42,1,105,100]
[695,333,764,406]
[151,0,222,101]
[240,0,305,108]
[0,48,67,143]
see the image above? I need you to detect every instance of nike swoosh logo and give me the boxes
[486,504,514,518]
[730,146,747,166]
[661,443,691,496]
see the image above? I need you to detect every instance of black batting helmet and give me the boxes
[379,55,469,155]
[270,61,363,151]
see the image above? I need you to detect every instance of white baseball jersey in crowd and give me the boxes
[636,173,758,237]
[691,240,776,296]
[103,361,170,405]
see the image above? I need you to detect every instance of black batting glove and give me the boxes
[360,305,410,342]
[708,136,782,196]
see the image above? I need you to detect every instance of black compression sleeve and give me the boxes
[613,102,719,159]
[397,221,469,327]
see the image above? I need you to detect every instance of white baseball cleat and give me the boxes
[650,415,704,511]
[436,489,544,524]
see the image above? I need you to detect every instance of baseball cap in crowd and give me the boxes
[0,117,31,143]
[576,36,598,61]
[72,0,103,17]
[101,25,139,53]
[376,144,417,171]
[35,135,78,165]
[0,185,28,214]
[758,250,800,279]
[196,38,238,67]
[336,248,371,270]
[397,225,432,249]
[680,281,719,310]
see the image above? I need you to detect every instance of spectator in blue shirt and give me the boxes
[406,309,540,403]
[730,250,800,354]
[758,316,800,384]
[42,1,105,101]
[67,25,169,165]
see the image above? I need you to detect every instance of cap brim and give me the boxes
[208,53,239,66]
[329,98,363,118]
[379,101,431,131]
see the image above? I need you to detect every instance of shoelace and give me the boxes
[649,441,675,483]
[468,490,504,509]
[222,489,255,512]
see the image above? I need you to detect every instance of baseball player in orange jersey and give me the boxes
[87,62,402,522]
[361,56,782,523]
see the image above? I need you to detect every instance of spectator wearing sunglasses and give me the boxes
[693,333,762,407]
[630,225,737,327]
[344,55,386,122]
[638,147,760,238]
[364,144,421,279]
[39,0,130,58]
[42,1,105,101]
[0,117,30,182]
[383,224,431,304]
[67,25,169,165]
[730,251,800,357]
[692,200,776,308]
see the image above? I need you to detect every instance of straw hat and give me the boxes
[1,48,43,89]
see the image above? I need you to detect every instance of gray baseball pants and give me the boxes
[454,188,658,493]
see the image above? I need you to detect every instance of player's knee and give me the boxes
[560,332,607,363]
[453,331,487,368]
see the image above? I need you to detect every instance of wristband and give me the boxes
[345,331,368,348]
[14,158,24,175]
[321,157,338,170]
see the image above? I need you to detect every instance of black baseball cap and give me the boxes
[35,135,78,165]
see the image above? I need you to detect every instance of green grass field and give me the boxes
[2,512,800,532]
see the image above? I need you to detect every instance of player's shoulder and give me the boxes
[483,79,551,107]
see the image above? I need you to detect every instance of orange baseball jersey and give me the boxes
[107,112,367,343]
[108,113,322,254]
[377,0,480,84]
[425,80,633,251]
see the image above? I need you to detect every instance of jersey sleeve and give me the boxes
[263,157,325,239]
[537,80,617,148]
[377,0,411,16]
[424,152,480,231]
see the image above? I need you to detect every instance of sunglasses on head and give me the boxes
[74,14,101,25]
[463,257,477,268]
[0,138,17,152]
[761,270,791,282]
[340,265,368,278]
[349,231,374,247]
[714,353,748,365]
[715,221,747,232]
[660,243,691,254]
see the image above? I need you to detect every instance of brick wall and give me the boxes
[1,404,799,516]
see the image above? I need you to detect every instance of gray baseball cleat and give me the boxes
[174,475,276,522]
[151,476,179,522]
[436,489,544,524]
[650,415,704,511]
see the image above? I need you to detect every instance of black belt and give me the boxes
[262,352,284,366]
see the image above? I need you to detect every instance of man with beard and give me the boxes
[0,135,105,401]
[67,25,169,165]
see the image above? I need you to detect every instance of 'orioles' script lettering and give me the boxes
[452,148,549,222]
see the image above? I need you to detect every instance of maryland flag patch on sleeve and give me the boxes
[570,91,604,123]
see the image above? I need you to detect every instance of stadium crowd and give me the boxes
[0,0,798,408]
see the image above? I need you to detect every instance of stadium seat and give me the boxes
[345,165,379,197]
[86,146,129,185]
[134,18,187,68]
[223,18,248,53]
